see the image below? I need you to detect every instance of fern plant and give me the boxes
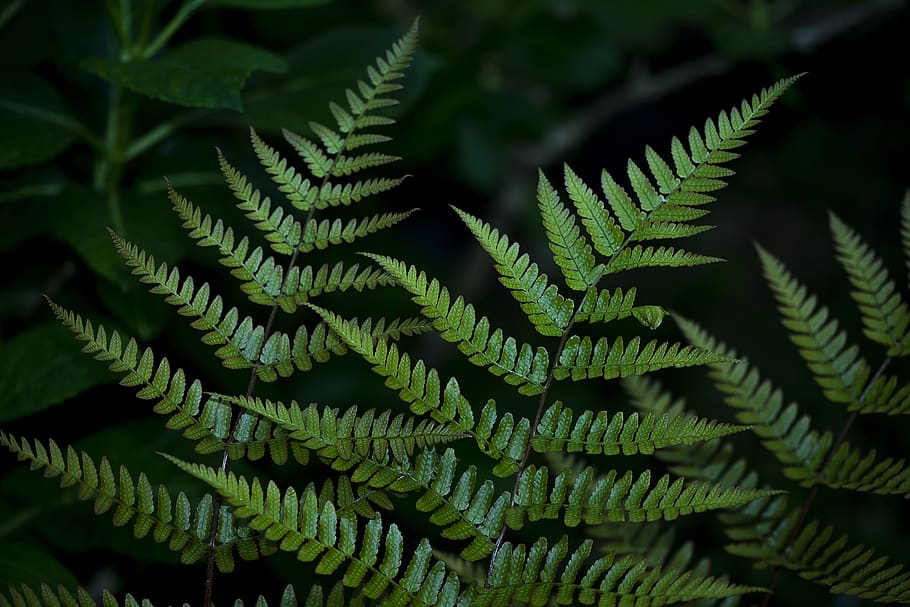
[0,19,811,607]
[619,192,910,604]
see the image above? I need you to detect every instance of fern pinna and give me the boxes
[623,192,910,605]
[0,21,804,607]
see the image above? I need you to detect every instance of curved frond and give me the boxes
[563,163,626,257]
[219,149,301,256]
[0,583,309,607]
[0,434,273,574]
[165,457,464,607]
[452,205,574,336]
[475,536,760,607]
[537,170,603,291]
[531,401,747,455]
[216,395,468,464]
[361,255,549,396]
[276,262,397,314]
[606,245,723,275]
[250,127,315,212]
[758,245,871,405]
[830,212,910,355]
[678,317,910,497]
[555,334,730,381]
[506,464,777,527]
[727,513,910,604]
[300,211,416,253]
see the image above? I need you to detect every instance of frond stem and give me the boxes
[759,356,892,607]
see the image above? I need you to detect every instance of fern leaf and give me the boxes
[168,187,285,306]
[727,513,910,604]
[631,220,714,242]
[165,457,463,606]
[452,205,574,336]
[476,537,760,606]
[283,129,333,179]
[555,334,730,381]
[506,463,776,528]
[250,127,314,211]
[678,317,910,496]
[215,395,468,464]
[0,433,274,573]
[108,233,266,369]
[861,373,910,415]
[902,191,910,288]
[219,149,301,256]
[758,245,871,405]
[607,245,723,274]
[299,211,415,253]
[537,170,604,291]
[531,400,746,456]
[276,262,397,314]
[311,177,407,210]
[361,255,550,395]
[563,163,627,257]
[574,286,637,324]
[830,212,910,355]
[308,306,528,475]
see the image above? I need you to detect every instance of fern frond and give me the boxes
[475,536,760,606]
[275,262,397,314]
[0,433,274,573]
[861,373,910,415]
[506,464,777,527]
[299,211,416,253]
[631,220,714,242]
[218,149,301,256]
[589,523,710,576]
[250,127,315,212]
[108,232,268,370]
[829,212,910,355]
[531,401,746,455]
[758,245,871,406]
[563,163,627,257]
[606,245,723,274]
[678,317,910,496]
[727,513,910,604]
[574,286,637,324]
[0,583,308,607]
[308,306,531,476]
[361,255,550,396]
[555,334,730,381]
[215,395,468,464]
[452,205,574,336]
[310,177,408,210]
[537,170,603,291]
[165,457,463,606]
[169,186,285,306]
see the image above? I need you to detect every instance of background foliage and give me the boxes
[0,0,907,605]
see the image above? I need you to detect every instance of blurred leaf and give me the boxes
[205,0,331,7]
[0,74,79,169]
[49,187,123,282]
[0,543,79,588]
[82,38,287,111]
[0,322,113,423]
[0,168,67,205]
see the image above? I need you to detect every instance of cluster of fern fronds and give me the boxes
[3,17,905,607]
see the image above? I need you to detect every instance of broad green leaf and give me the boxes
[82,38,287,111]
[0,74,78,169]
[0,323,113,423]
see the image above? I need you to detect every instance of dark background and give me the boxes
[0,1,907,606]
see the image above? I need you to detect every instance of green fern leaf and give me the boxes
[600,168,643,232]
[606,245,723,274]
[537,170,604,291]
[555,334,729,381]
[276,262,396,314]
[0,434,273,573]
[214,395,467,464]
[563,163,627,257]
[631,220,714,242]
[531,400,746,456]
[299,211,416,253]
[452,206,573,336]
[757,245,871,405]
[574,287,637,324]
[830,212,910,355]
[476,536,761,606]
[727,513,910,604]
[250,127,314,211]
[361,255,550,395]
[165,457,462,606]
[506,463,776,528]
[219,149,301,256]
